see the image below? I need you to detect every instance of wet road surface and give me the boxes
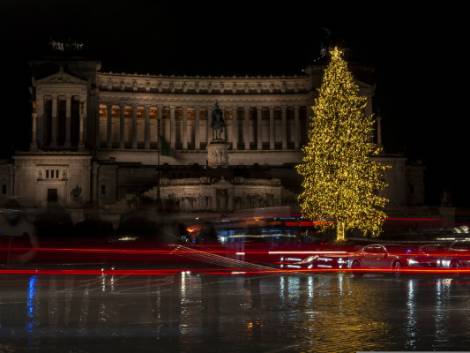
[0,272,469,352]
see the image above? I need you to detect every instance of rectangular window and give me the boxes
[101,185,106,195]
[1,184,6,195]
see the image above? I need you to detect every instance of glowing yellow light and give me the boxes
[296,47,389,241]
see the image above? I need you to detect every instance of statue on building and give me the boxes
[210,102,225,141]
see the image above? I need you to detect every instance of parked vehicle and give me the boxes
[406,241,470,268]
[348,244,405,270]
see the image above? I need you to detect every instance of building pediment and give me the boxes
[36,68,87,86]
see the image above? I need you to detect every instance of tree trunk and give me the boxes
[336,221,346,242]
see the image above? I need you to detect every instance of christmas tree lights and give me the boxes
[296,47,389,241]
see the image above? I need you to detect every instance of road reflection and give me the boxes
[0,273,469,352]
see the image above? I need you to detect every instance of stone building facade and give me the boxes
[0,54,424,212]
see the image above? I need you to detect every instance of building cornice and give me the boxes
[97,72,312,95]
[98,92,314,106]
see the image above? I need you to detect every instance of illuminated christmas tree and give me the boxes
[296,47,389,241]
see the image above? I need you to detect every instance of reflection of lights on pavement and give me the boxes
[287,277,300,301]
[338,272,344,295]
[181,271,187,296]
[407,280,415,305]
[26,275,37,333]
[280,276,286,302]
[307,276,314,302]
[406,279,417,349]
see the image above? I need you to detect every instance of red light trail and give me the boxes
[4,247,470,258]
[0,267,469,277]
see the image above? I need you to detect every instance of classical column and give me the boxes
[107,103,113,148]
[131,105,137,149]
[79,100,85,149]
[155,105,162,148]
[231,107,238,149]
[144,105,150,149]
[119,105,125,148]
[38,97,45,146]
[207,105,212,142]
[170,106,176,149]
[51,95,58,147]
[195,108,200,149]
[31,100,38,150]
[281,105,287,150]
[269,106,274,150]
[157,105,163,146]
[244,106,250,149]
[294,106,300,149]
[95,106,101,149]
[182,107,188,149]
[257,107,262,150]
[65,95,72,147]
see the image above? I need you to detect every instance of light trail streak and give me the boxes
[0,267,470,277]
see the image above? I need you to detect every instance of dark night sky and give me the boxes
[0,1,466,206]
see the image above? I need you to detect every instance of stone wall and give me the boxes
[13,153,92,207]
[142,177,282,212]
[0,161,13,204]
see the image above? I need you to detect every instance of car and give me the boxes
[403,244,443,268]
[406,241,470,269]
[348,244,405,270]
